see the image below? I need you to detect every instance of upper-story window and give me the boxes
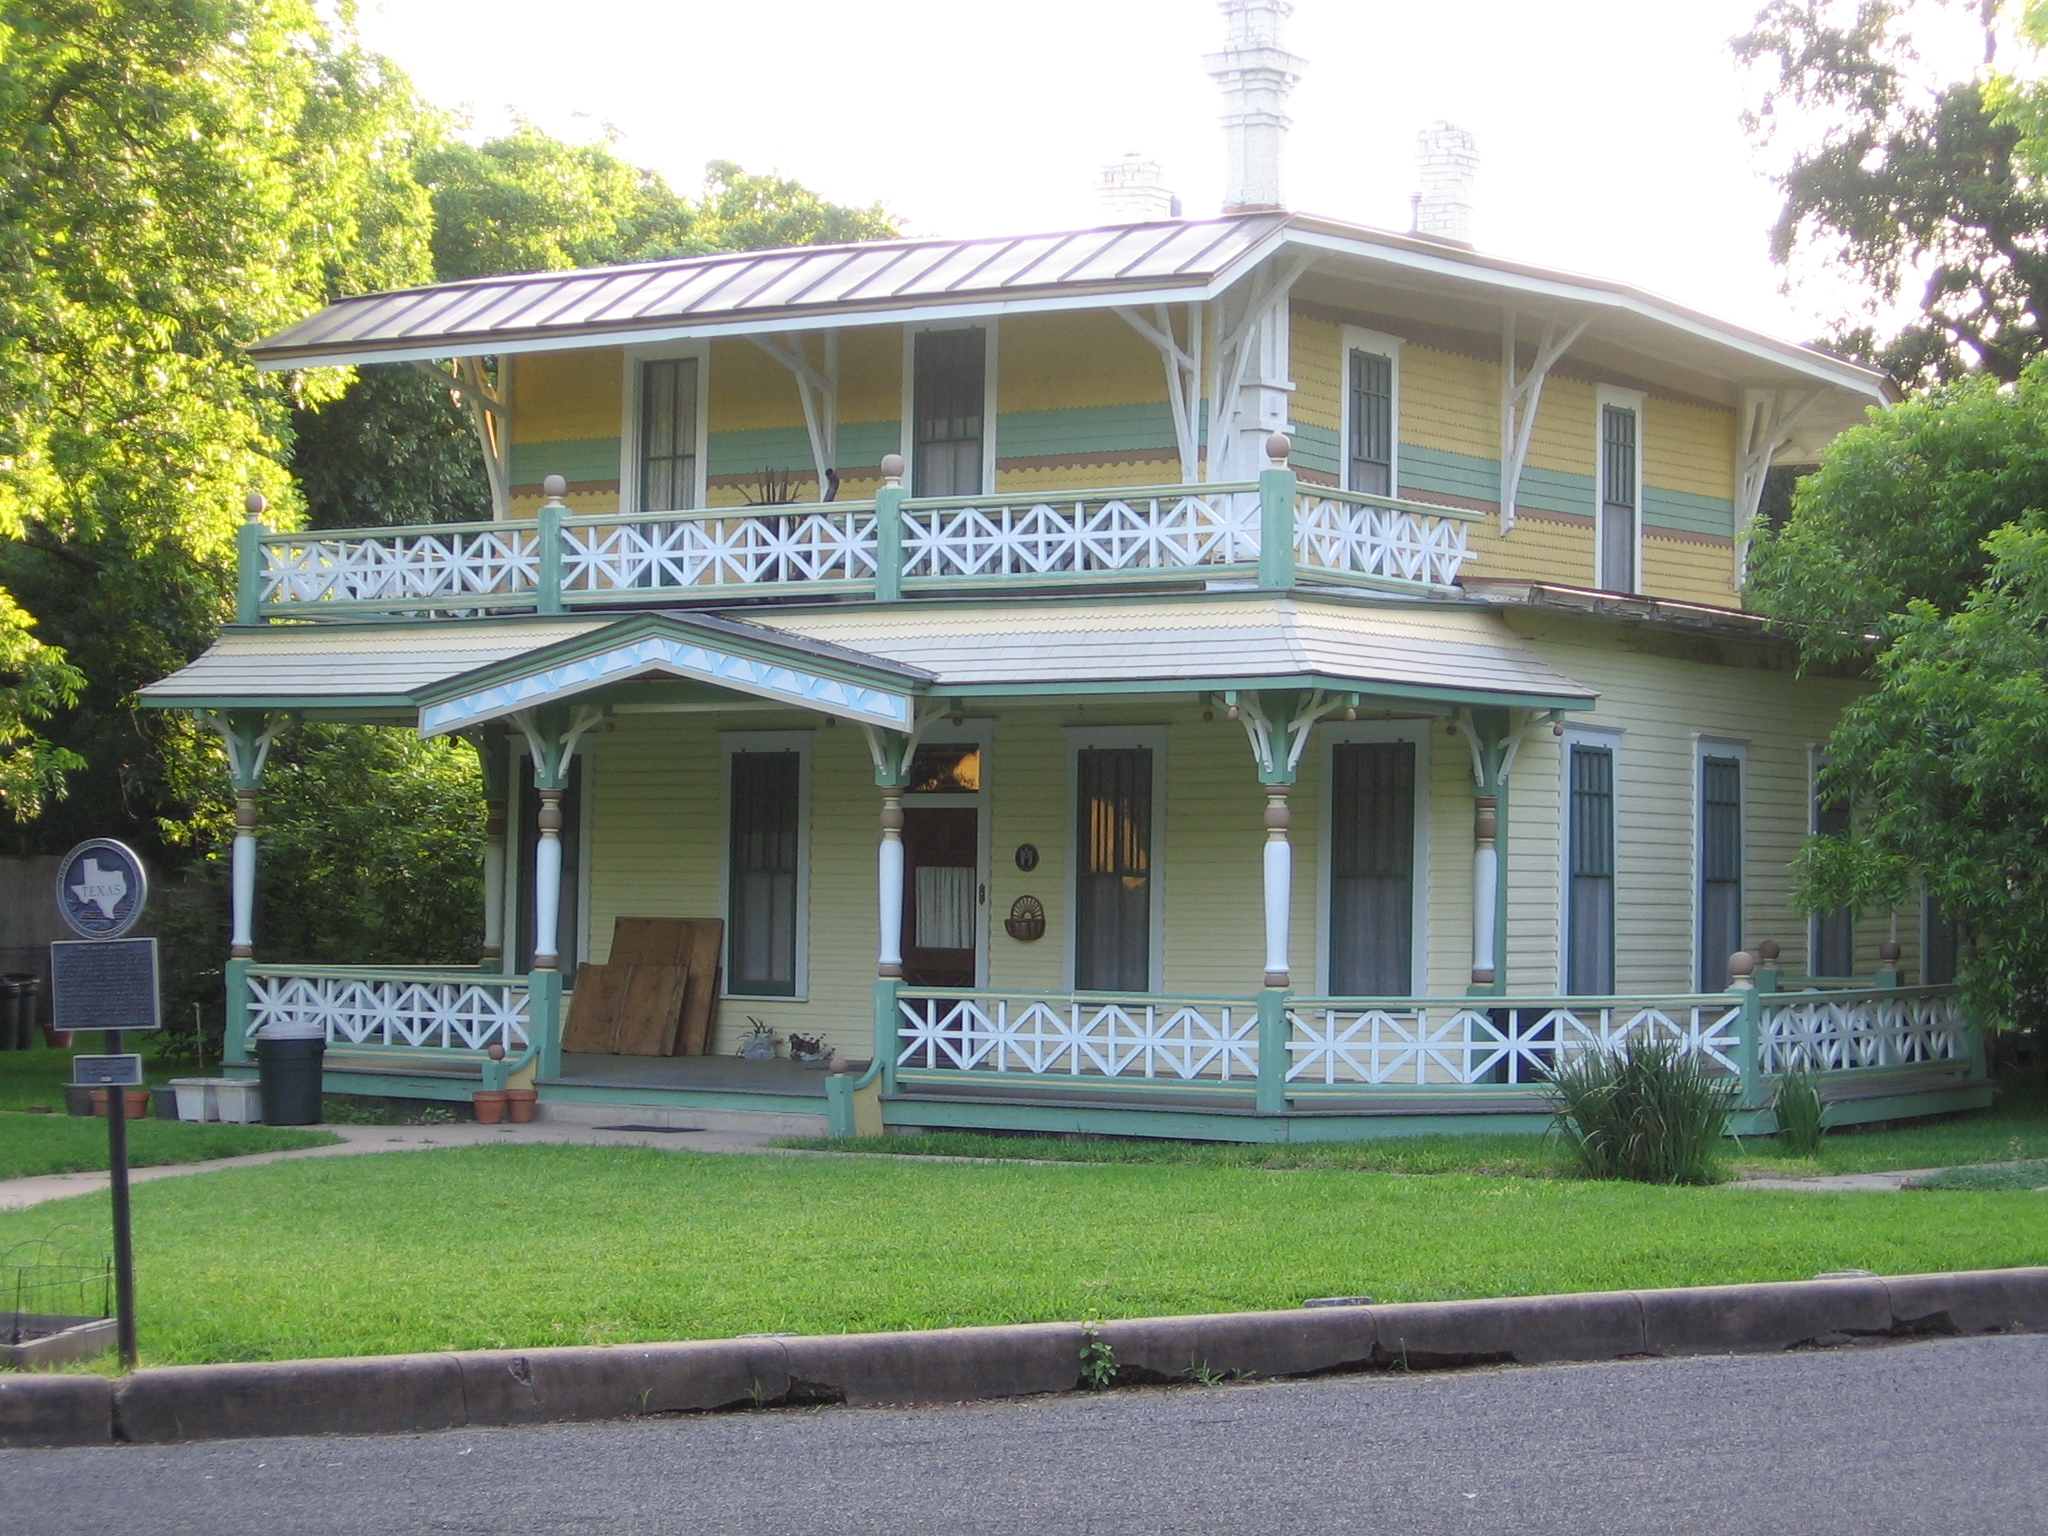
[1342,327,1401,498]
[633,353,703,513]
[1596,387,1644,593]
[911,327,988,497]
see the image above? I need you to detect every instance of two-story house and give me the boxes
[141,3,1986,1141]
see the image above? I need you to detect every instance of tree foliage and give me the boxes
[1736,0,2048,385]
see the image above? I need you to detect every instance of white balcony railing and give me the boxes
[1758,986,1969,1073]
[243,966,531,1054]
[900,484,1258,582]
[897,991,1258,1080]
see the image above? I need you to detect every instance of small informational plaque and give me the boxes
[50,938,161,1033]
[71,1054,144,1087]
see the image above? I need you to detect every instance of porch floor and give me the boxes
[544,1053,844,1098]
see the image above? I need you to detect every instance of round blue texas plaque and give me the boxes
[54,839,150,940]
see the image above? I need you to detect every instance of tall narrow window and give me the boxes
[729,750,800,996]
[1924,897,1960,985]
[1566,743,1615,995]
[1811,767,1854,977]
[1599,402,1639,593]
[913,328,986,497]
[1329,741,1415,995]
[1347,349,1394,496]
[639,357,699,512]
[1074,748,1152,992]
[1697,755,1742,990]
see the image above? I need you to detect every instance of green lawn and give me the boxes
[1911,1160,2048,1192]
[1,1142,2042,1367]
[780,1071,2048,1181]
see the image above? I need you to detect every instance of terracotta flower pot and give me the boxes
[90,1089,150,1119]
[472,1089,509,1125]
[503,1087,539,1124]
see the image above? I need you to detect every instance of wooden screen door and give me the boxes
[902,808,979,987]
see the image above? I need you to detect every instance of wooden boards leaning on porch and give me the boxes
[561,917,723,1056]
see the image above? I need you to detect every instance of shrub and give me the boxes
[1774,1069,1828,1154]
[1546,1039,1735,1185]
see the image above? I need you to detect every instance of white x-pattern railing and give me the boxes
[1759,987,1968,1074]
[260,524,542,609]
[900,485,1259,580]
[1285,997,1743,1086]
[245,967,531,1053]
[897,992,1258,1080]
[560,506,880,593]
[1294,489,1476,588]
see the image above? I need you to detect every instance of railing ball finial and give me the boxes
[1756,939,1781,964]
[880,453,905,489]
[1265,431,1291,466]
[487,1042,506,1061]
[1879,938,1902,963]
[1727,950,1755,991]
[245,490,268,524]
[542,474,568,504]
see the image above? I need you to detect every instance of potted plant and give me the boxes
[736,1018,779,1061]
[788,1032,833,1067]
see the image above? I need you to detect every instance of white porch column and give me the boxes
[878,788,905,978]
[1262,786,1292,988]
[230,791,259,960]
[531,788,564,972]
[1470,794,1499,988]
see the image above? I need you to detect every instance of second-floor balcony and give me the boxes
[243,457,1484,622]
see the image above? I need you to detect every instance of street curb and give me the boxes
[2,1266,2042,1448]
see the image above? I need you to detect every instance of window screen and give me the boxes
[639,357,699,512]
[1599,404,1638,593]
[913,329,986,498]
[1567,744,1615,995]
[1347,350,1394,497]
[729,751,800,995]
[1697,756,1742,990]
[1074,748,1152,992]
[1329,741,1415,995]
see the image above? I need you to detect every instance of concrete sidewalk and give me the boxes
[1730,1167,1944,1192]
[0,1119,783,1211]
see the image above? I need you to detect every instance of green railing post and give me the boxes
[222,959,253,1066]
[528,968,563,1080]
[537,474,566,615]
[874,977,901,1095]
[1257,435,1297,592]
[1256,988,1290,1115]
[1728,957,1765,1112]
[874,455,905,602]
[236,492,267,624]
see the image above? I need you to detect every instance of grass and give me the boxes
[1909,1160,2048,1192]
[1,1141,2044,1366]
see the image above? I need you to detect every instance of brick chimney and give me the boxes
[1098,154,1178,221]
[1206,0,1306,214]
[1414,121,1479,247]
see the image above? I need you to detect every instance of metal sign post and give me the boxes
[51,839,156,1371]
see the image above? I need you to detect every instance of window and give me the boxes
[911,328,987,497]
[1074,747,1154,991]
[1810,755,1854,977]
[1328,740,1416,995]
[1697,751,1743,990]
[1597,389,1643,593]
[727,747,804,996]
[1565,740,1616,994]
[638,356,701,513]
[514,754,584,980]
[1923,896,1960,985]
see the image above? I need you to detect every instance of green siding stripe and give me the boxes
[1290,421,1341,479]
[836,420,902,472]
[1644,485,1735,538]
[995,402,1176,458]
[1399,443,1500,505]
[510,438,619,485]
[708,420,901,478]
[1517,464,1595,518]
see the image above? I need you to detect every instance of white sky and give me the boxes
[351,0,1971,347]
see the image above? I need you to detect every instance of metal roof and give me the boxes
[249,216,1287,369]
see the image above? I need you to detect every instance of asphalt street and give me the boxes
[5,1331,2041,1535]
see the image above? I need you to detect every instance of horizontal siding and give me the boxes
[1290,311,1342,434]
[1644,486,1735,540]
[1401,443,1500,505]
[1291,420,1341,480]
[510,437,619,486]
[999,312,1165,412]
[1400,345,1497,461]
[707,424,814,480]
[1647,396,1737,501]
[995,402,1176,459]
[993,456,1180,491]
[510,349,620,444]
[1642,535,1739,607]
[1462,513,1597,587]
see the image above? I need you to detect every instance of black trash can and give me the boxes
[256,1036,326,1125]
[0,976,22,1050]
[9,974,42,1050]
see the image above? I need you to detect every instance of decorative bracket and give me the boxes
[1231,689,1351,784]
[510,704,605,791]
[416,358,508,520]
[196,709,279,792]
[750,331,840,501]
[1734,387,1818,581]
[1500,311,1590,534]
[1455,705,1562,791]
[1116,304,1205,484]
[861,701,948,788]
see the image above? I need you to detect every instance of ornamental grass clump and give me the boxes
[1546,1039,1735,1185]
[1775,1069,1828,1155]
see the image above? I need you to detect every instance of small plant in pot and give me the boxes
[736,1018,779,1061]
[788,1031,833,1067]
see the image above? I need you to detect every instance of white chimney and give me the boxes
[1206,0,1305,214]
[1099,154,1177,221]
[1414,121,1478,246]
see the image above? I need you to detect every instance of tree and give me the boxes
[1736,0,2048,386]
[1746,359,2048,1028]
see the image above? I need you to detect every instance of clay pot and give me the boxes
[503,1087,538,1124]
[90,1089,150,1119]
[472,1089,509,1125]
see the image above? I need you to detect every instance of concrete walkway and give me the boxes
[1730,1167,1944,1192]
[0,1119,783,1212]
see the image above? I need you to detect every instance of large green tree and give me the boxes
[1736,0,2048,386]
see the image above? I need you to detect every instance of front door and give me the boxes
[902,807,979,987]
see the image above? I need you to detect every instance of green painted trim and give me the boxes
[875,486,905,603]
[236,521,263,626]
[1400,444,1501,506]
[993,402,1177,458]
[1290,421,1341,480]
[139,694,418,712]
[223,960,252,1067]
[955,674,1592,711]
[1643,485,1736,539]
[560,580,877,606]
[321,1070,478,1103]
[901,480,1261,512]
[1256,989,1289,1113]
[899,565,1258,596]
[258,517,542,544]
[537,498,564,615]
[511,437,621,485]
[534,1082,828,1115]
[1294,567,1455,597]
[1258,467,1297,590]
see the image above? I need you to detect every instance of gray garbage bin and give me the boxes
[256,1037,326,1124]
